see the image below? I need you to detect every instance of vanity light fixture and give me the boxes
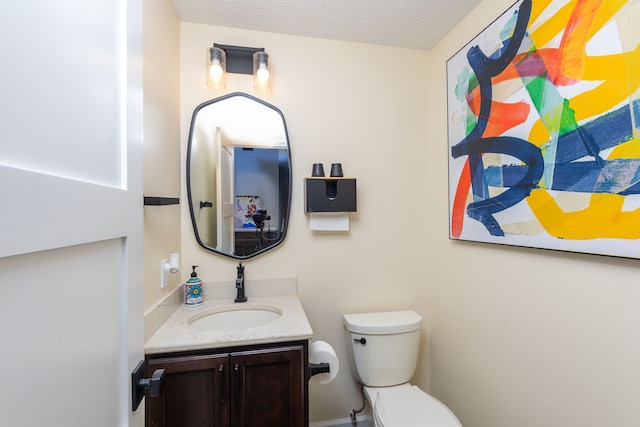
[207,46,226,89]
[253,51,271,92]
[208,43,272,92]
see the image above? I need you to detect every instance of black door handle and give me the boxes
[131,360,166,411]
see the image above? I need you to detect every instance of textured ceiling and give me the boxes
[171,0,481,50]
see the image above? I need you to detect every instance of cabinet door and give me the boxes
[230,345,305,427]
[146,353,230,427]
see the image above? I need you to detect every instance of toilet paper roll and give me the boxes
[309,340,339,384]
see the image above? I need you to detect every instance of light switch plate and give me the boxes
[160,259,169,288]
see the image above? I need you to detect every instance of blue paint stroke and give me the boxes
[555,100,639,164]
[450,0,542,236]
[484,102,640,195]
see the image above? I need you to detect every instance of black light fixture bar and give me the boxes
[144,196,179,206]
[214,43,264,74]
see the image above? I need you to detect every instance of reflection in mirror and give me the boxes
[187,93,291,259]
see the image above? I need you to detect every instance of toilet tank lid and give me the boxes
[343,311,422,334]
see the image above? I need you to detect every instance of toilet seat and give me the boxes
[366,385,461,427]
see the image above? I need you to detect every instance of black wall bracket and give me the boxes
[214,43,264,74]
[144,196,179,206]
[309,362,330,377]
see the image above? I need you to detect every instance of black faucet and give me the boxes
[235,261,247,303]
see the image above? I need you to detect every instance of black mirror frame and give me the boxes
[186,92,292,259]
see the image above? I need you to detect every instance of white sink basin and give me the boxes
[188,306,282,331]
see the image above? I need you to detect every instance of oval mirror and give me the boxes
[186,92,291,259]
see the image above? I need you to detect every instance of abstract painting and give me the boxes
[235,195,262,228]
[447,0,640,258]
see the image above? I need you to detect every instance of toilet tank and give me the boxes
[343,311,422,387]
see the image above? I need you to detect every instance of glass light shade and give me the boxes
[253,51,271,92]
[207,47,226,89]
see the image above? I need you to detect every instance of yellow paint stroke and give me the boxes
[529,115,552,146]
[529,0,577,48]
[526,0,640,144]
[556,0,639,115]
[611,136,640,159]
[527,189,640,239]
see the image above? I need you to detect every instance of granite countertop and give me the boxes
[144,278,313,355]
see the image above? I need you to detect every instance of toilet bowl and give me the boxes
[343,311,462,427]
[367,384,461,427]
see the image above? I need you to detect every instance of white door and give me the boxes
[0,1,144,426]
[218,142,235,253]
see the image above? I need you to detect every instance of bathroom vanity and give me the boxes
[144,279,313,427]
[145,340,307,427]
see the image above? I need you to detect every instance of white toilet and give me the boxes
[343,311,462,427]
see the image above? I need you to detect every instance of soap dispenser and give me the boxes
[185,265,203,307]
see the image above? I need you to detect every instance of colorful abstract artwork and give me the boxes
[235,196,262,228]
[447,0,640,258]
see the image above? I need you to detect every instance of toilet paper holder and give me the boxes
[308,340,339,384]
[309,362,331,377]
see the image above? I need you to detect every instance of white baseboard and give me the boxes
[310,415,372,427]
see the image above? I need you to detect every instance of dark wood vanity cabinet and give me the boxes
[234,231,261,257]
[145,341,308,427]
[230,346,306,427]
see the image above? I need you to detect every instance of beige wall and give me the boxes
[427,0,640,426]
[143,0,182,309]
[178,24,431,422]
